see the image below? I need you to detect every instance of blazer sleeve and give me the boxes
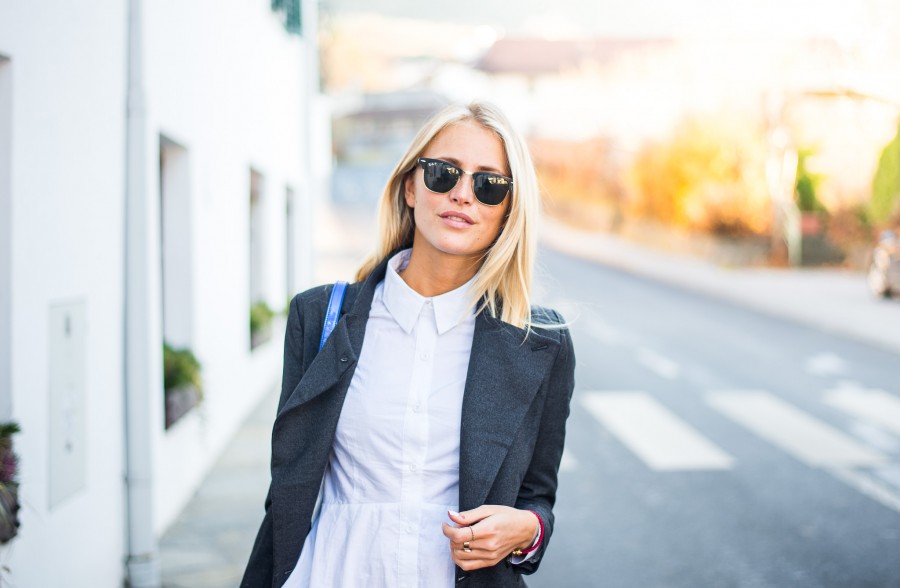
[241,294,307,587]
[512,311,576,574]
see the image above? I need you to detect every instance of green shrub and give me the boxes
[250,301,275,335]
[163,343,202,393]
[0,421,20,544]
[795,147,826,213]
[871,122,900,223]
[0,422,20,485]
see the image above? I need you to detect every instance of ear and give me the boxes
[403,172,416,208]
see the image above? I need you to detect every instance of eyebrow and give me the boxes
[431,156,508,176]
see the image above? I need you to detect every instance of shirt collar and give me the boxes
[383,249,477,335]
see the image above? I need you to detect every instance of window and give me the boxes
[159,135,197,428]
[285,186,296,306]
[249,169,272,349]
[159,135,193,348]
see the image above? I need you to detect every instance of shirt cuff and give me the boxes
[509,514,543,564]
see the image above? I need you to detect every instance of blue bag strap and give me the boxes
[319,281,348,352]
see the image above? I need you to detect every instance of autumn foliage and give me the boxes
[533,115,774,238]
[628,116,772,237]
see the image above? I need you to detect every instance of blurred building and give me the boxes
[331,89,447,205]
[0,0,325,585]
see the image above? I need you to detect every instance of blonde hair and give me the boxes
[356,101,541,330]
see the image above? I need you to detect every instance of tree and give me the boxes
[871,121,900,224]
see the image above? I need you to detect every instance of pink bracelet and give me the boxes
[511,510,544,556]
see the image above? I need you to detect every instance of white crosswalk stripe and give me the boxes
[578,387,900,513]
[823,382,900,438]
[803,353,849,377]
[581,391,733,471]
[707,390,887,468]
[636,347,681,380]
[559,448,578,473]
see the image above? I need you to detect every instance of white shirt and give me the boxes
[286,249,477,588]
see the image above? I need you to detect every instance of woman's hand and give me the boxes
[441,506,539,571]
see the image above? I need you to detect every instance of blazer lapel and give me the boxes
[275,254,389,422]
[458,313,560,510]
[275,317,359,420]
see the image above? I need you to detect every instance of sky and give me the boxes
[321,0,894,41]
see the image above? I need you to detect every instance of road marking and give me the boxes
[875,465,900,490]
[581,391,733,471]
[636,347,680,380]
[584,316,626,345]
[803,353,849,377]
[708,391,886,468]
[829,467,900,515]
[823,383,900,438]
[559,448,578,473]
[847,421,900,454]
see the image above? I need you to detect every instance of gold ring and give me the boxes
[462,541,471,553]
[468,526,475,542]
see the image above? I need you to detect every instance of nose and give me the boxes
[449,172,475,206]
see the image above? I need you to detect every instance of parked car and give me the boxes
[867,230,900,298]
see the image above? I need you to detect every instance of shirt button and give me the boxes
[409,464,417,472]
[407,525,415,533]
[419,352,429,361]
[413,404,420,413]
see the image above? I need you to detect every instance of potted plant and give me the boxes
[0,422,21,544]
[163,343,203,428]
[250,300,275,349]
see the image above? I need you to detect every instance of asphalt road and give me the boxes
[528,248,900,588]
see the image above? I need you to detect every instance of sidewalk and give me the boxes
[160,387,277,587]
[159,217,900,586]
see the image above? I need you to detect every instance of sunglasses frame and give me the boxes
[416,157,513,207]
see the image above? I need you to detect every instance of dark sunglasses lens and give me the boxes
[422,161,459,193]
[473,173,511,206]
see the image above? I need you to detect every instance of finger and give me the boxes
[450,543,481,561]
[447,509,467,526]
[442,522,477,547]
[451,551,500,571]
[453,505,497,525]
[441,522,462,542]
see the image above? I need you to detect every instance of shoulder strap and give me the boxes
[318,281,348,352]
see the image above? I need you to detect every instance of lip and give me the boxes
[439,211,475,225]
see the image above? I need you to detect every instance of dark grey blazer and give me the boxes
[242,255,576,588]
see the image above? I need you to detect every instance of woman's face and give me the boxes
[404,120,511,265]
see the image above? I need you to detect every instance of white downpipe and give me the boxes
[298,0,319,290]
[124,0,160,584]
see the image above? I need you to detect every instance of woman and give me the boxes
[242,101,576,588]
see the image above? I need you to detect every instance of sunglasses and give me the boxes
[416,158,513,207]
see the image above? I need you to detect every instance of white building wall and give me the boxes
[141,0,306,534]
[0,1,129,586]
[0,0,313,584]
[1,54,12,423]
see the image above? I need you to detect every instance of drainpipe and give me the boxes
[299,0,320,289]
[124,0,160,584]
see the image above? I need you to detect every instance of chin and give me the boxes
[413,224,494,260]
[436,235,489,254]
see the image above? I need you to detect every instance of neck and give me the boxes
[399,244,483,297]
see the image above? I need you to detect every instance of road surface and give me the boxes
[529,248,900,588]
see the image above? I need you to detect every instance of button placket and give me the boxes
[398,302,437,583]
